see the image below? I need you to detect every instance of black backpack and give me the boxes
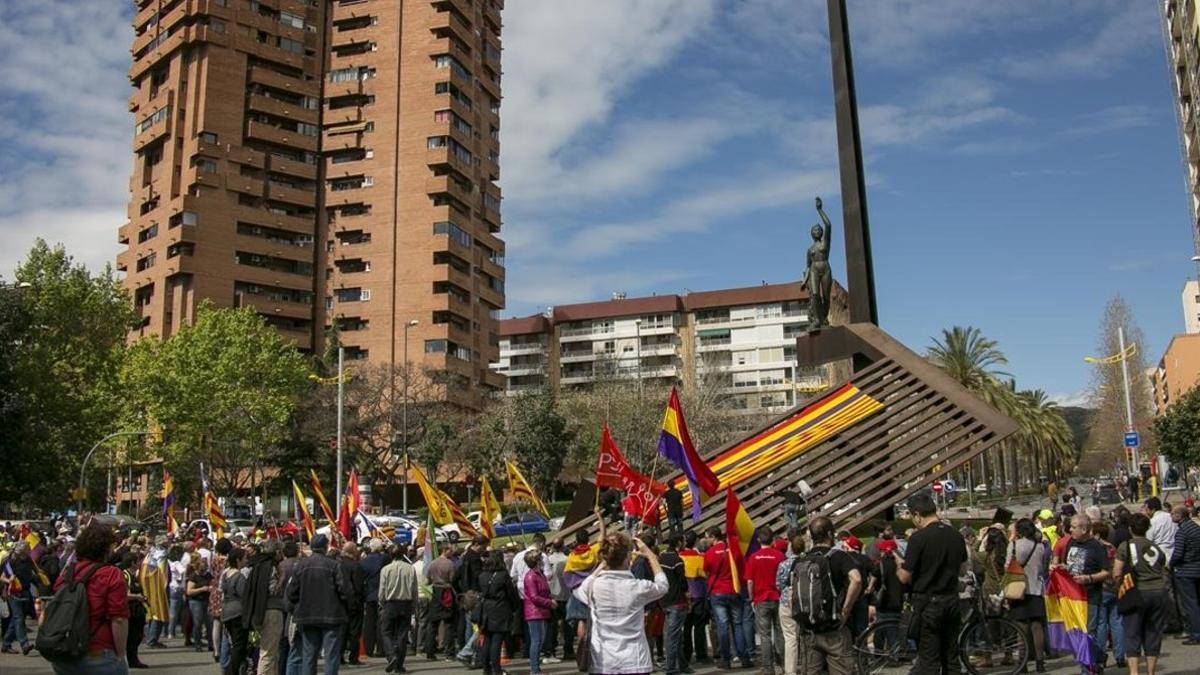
[36,562,103,662]
[791,548,841,632]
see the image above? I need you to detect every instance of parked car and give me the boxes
[492,513,550,538]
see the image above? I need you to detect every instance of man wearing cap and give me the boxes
[287,533,354,675]
[1037,510,1060,549]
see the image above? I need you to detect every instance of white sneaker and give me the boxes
[542,657,562,664]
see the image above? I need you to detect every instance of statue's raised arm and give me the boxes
[815,196,832,256]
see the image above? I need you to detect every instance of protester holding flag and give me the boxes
[573,532,668,674]
[1112,513,1169,675]
[141,537,171,649]
[1054,513,1109,675]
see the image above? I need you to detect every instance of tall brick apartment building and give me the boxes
[118,0,505,408]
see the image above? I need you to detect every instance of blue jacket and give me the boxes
[360,552,387,603]
[1171,519,1200,578]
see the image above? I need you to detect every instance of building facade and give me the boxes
[492,281,841,415]
[1183,279,1200,334]
[1163,1,1200,256]
[1153,332,1200,413]
[119,0,505,408]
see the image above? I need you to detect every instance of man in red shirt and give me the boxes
[50,523,130,675]
[746,527,786,674]
[702,526,750,668]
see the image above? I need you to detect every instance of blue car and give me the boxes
[492,513,550,538]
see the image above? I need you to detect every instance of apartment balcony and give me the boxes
[267,181,317,207]
[502,342,545,356]
[697,338,732,352]
[430,8,474,51]
[483,2,501,32]
[326,184,374,207]
[165,224,198,247]
[247,67,320,98]
[115,249,133,273]
[638,342,679,357]
[266,155,317,181]
[505,383,544,397]
[247,121,318,152]
[559,349,598,363]
[247,94,319,125]
[426,175,475,207]
[324,106,365,126]
[227,175,265,198]
[118,222,132,245]
[426,146,474,178]
[560,372,595,386]
[640,364,679,378]
[432,260,473,290]
[504,363,544,377]
[237,294,313,319]
[560,324,612,342]
[480,205,501,233]
[323,129,366,152]
[234,204,314,235]
[161,253,197,277]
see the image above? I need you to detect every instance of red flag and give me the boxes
[338,470,360,540]
[596,423,667,521]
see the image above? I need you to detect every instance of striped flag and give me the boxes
[408,457,454,526]
[200,463,226,538]
[724,488,759,593]
[505,460,548,518]
[161,469,178,535]
[291,480,316,540]
[438,488,479,539]
[1046,568,1095,667]
[479,477,501,540]
[309,470,337,530]
[657,387,719,521]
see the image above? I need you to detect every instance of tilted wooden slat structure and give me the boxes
[559,323,1020,540]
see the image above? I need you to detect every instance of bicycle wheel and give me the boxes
[854,620,915,675]
[958,617,1030,675]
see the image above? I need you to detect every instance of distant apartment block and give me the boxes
[1152,332,1200,413]
[118,0,505,409]
[492,281,843,414]
[1163,1,1200,256]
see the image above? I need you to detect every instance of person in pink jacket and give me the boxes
[523,550,557,675]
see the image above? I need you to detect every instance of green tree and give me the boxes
[508,388,575,497]
[1152,385,1200,467]
[1080,296,1154,475]
[3,240,136,509]
[121,303,310,492]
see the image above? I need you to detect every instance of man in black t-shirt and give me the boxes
[897,492,966,675]
[799,517,862,675]
[1056,514,1108,673]
[774,485,804,533]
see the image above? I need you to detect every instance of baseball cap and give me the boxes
[1038,509,1054,521]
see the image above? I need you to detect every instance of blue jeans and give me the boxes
[710,593,749,665]
[1097,591,1125,666]
[168,587,186,637]
[1081,603,1101,675]
[528,619,546,674]
[50,648,129,675]
[188,599,212,650]
[146,618,165,645]
[219,624,231,668]
[1177,575,1200,641]
[3,595,29,648]
[664,604,689,675]
[286,628,303,675]
[301,624,344,675]
[457,621,478,660]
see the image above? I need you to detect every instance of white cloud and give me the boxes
[1002,1,1159,80]
[499,0,719,202]
[1049,390,1093,409]
[508,266,691,308]
[0,2,132,276]
[1065,105,1154,137]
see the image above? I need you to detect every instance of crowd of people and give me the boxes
[1,486,1200,675]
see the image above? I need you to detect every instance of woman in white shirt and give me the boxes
[573,533,669,675]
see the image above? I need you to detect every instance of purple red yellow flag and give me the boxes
[1045,568,1094,667]
[724,489,759,593]
[161,469,178,535]
[657,387,720,521]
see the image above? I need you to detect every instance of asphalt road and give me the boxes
[3,635,1198,674]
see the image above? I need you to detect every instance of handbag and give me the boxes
[1117,542,1143,616]
[1002,543,1034,601]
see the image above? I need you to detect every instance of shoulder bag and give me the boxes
[1117,542,1143,615]
[1002,542,1034,601]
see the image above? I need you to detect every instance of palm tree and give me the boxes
[927,327,1011,494]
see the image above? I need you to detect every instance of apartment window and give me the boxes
[191,156,218,174]
[134,284,154,307]
[336,258,370,273]
[278,11,305,29]
[137,224,159,243]
[483,193,500,212]
[136,253,157,271]
[329,93,374,109]
[433,54,472,81]
[329,175,371,191]
[756,303,783,319]
[208,18,227,33]
[335,229,371,245]
[235,251,313,276]
[297,122,319,137]
[328,66,376,82]
[199,131,218,144]
[235,281,313,305]
[432,221,471,248]
[432,281,470,304]
[425,339,471,362]
[330,149,367,164]
[427,136,448,149]
[334,287,370,303]
[169,211,198,228]
[278,36,304,54]
[135,105,170,134]
[166,242,195,258]
[434,81,472,110]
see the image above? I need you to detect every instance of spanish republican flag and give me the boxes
[657,387,719,521]
[506,460,549,518]
[1045,568,1094,667]
[724,489,759,594]
[291,480,316,540]
[161,469,178,535]
[479,477,501,540]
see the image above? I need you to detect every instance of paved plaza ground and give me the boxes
[2,636,1198,674]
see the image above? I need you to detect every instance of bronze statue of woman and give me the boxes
[802,196,833,330]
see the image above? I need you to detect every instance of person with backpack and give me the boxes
[1113,513,1169,675]
[42,523,130,675]
[746,527,786,674]
[895,492,966,675]
[776,534,804,675]
[793,516,862,675]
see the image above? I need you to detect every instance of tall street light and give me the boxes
[402,318,418,514]
[635,318,643,395]
[335,346,345,512]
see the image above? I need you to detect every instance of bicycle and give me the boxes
[854,589,1030,675]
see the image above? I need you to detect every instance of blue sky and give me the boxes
[0,1,1191,404]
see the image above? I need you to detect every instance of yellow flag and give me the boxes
[479,477,501,539]
[408,457,454,525]
[505,460,549,518]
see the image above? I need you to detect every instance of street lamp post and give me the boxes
[402,319,418,514]
[336,346,345,513]
[635,319,643,394]
[1118,327,1139,475]
[78,430,152,516]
